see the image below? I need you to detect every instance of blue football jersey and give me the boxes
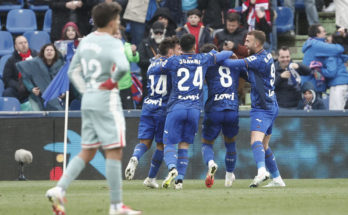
[204,64,240,112]
[223,49,277,110]
[141,56,171,116]
[162,53,216,112]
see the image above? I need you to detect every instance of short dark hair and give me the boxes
[159,37,175,56]
[39,44,59,65]
[247,30,266,45]
[180,34,196,52]
[187,9,202,18]
[171,35,180,46]
[199,43,217,53]
[308,24,322,37]
[225,12,240,23]
[277,46,290,55]
[92,2,122,28]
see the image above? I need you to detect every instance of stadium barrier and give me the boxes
[1,110,348,181]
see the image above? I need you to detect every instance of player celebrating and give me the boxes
[199,44,242,188]
[222,30,285,188]
[45,2,141,215]
[124,37,177,188]
[161,34,232,189]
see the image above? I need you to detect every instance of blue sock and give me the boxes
[132,143,148,160]
[164,144,177,170]
[225,142,237,173]
[201,143,214,166]
[176,149,189,181]
[251,141,266,169]
[148,149,163,178]
[265,147,280,178]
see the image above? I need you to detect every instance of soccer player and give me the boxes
[45,2,141,215]
[222,30,286,188]
[199,44,242,188]
[124,37,177,188]
[161,34,232,189]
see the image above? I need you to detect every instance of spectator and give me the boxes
[2,36,38,104]
[61,21,81,41]
[180,0,198,26]
[214,12,248,57]
[297,82,326,110]
[17,44,64,111]
[320,32,348,110]
[49,0,94,42]
[123,0,159,46]
[284,0,319,26]
[176,8,212,53]
[198,0,229,29]
[145,7,178,38]
[274,46,311,109]
[138,21,165,99]
[335,0,348,29]
[241,0,273,50]
[114,28,140,109]
[302,24,345,96]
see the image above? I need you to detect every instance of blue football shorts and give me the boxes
[137,114,166,143]
[202,110,239,141]
[163,108,201,145]
[250,106,278,135]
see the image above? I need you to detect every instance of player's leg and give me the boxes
[162,110,185,188]
[262,124,285,187]
[46,110,99,215]
[174,108,201,189]
[105,148,141,215]
[144,142,164,188]
[97,109,141,215]
[144,115,166,188]
[201,111,222,188]
[249,109,273,188]
[222,110,239,187]
[125,115,155,180]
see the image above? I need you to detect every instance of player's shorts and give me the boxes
[250,106,278,135]
[163,108,201,145]
[202,110,239,141]
[81,109,126,150]
[137,114,166,143]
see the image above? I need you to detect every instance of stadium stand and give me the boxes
[0,31,14,57]
[6,9,37,34]
[43,9,51,33]
[23,30,51,52]
[69,99,81,111]
[0,0,23,12]
[276,7,294,33]
[0,54,11,79]
[0,79,4,96]
[28,0,49,12]
[0,97,21,111]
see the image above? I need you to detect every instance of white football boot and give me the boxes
[109,203,142,215]
[162,168,178,189]
[205,160,218,188]
[263,177,286,187]
[249,168,270,188]
[125,157,138,180]
[225,172,236,187]
[143,177,159,189]
[45,186,66,215]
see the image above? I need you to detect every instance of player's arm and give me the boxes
[221,58,247,70]
[215,50,233,63]
[68,49,86,94]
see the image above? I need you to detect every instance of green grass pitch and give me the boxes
[0,179,347,215]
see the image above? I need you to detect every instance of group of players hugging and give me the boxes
[125,30,286,190]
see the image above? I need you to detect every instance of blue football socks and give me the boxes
[148,149,163,178]
[164,144,177,170]
[202,143,214,166]
[176,149,189,181]
[132,143,148,160]
[265,147,280,178]
[225,142,237,173]
[251,141,266,169]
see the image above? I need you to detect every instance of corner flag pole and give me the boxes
[63,90,70,173]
